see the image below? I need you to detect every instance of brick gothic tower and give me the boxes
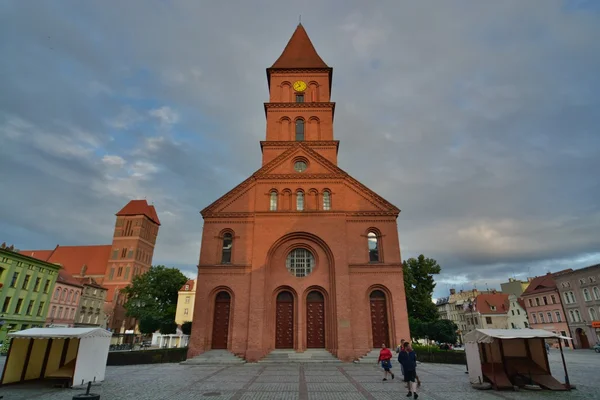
[105,200,161,332]
[189,24,410,362]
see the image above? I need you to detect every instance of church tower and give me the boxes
[189,24,409,362]
[104,200,161,331]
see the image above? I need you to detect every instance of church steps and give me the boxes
[258,349,342,363]
[181,350,246,365]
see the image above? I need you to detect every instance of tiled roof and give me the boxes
[57,270,83,288]
[17,249,55,261]
[21,245,112,277]
[78,277,107,290]
[475,293,509,314]
[521,271,572,296]
[270,24,329,69]
[180,279,195,291]
[116,200,161,225]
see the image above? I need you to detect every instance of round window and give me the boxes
[285,248,315,277]
[294,161,307,172]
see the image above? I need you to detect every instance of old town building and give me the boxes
[175,279,196,325]
[46,270,83,328]
[188,24,410,362]
[554,264,600,349]
[20,200,160,333]
[74,277,108,329]
[507,294,529,329]
[521,271,572,348]
[473,292,510,329]
[0,246,59,344]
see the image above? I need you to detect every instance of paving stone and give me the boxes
[308,393,367,400]
[306,383,357,392]
[239,393,300,400]
[248,382,300,391]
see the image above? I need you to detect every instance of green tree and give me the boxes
[403,255,441,322]
[138,315,162,334]
[122,265,188,330]
[427,319,458,344]
[408,317,427,341]
[181,321,192,335]
[160,320,178,335]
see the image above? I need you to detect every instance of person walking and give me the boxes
[398,342,418,399]
[377,343,394,381]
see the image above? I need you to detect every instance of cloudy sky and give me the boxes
[1,1,599,299]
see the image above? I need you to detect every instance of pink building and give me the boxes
[521,271,572,348]
[46,270,83,327]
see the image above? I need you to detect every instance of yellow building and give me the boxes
[175,279,195,325]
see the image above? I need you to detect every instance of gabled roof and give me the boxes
[475,292,509,315]
[57,270,83,288]
[201,142,400,216]
[78,277,107,290]
[270,24,329,69]
[521,271,572,297]
[21,245,112,277]
[116,200,161,225]
[180,279,195,291]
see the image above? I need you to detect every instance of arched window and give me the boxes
[270,191,278,211]
[594,287,600,300]
[367,231,380,262]
[532,313,537,323]
[323,190,331,211]
[67,290,73,302]
[555,311,562,322]
[73,291,79,303]
[583,288,591,301]
[295,119,304,141]
[569,310,575,322]
[54,288,60,300]
[546,312,552,322]
[221,232,233,264]
[61,289,67,301]
[296,191,304,211]
[589,307,597,321]
[574,309,581,322]
[285,248,315,277]
[538,312,544,323]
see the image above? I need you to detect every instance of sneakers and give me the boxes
[391,373,395,379]
[406,392,412,397]
[414,393,419,399]
[382,378,387,381]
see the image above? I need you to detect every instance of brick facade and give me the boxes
[188,24,410,362]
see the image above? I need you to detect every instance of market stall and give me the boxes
[464,328,572,391]
[0,327,111,388]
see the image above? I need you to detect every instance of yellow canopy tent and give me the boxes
[1,327,111,388]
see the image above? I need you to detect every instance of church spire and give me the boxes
[270,24,329,69]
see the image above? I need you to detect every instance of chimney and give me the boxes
[450,288,456,295]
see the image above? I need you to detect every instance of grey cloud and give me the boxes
[1,1,599,298]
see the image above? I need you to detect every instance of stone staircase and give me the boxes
[181,350,246,365]
[258,349,341,363]
[355,349,382,363]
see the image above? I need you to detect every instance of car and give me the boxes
[593,343,600,353]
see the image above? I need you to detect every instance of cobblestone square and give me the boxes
[0,350,597,399]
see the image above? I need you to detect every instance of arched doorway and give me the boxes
[276,291,294,348]
[576,328,590,349]
[211,291,231,349]
[370,290,390,348]
[306,291,325,348]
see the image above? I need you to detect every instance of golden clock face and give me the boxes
[293,80,307,92]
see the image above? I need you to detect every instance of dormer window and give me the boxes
[490,306,496,311]
[185,285,189,291]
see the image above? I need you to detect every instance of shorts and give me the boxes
[404,370,416,382]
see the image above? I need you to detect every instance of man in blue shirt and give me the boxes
[398,341,418,399]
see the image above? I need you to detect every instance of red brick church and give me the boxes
[189,24,410,362]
